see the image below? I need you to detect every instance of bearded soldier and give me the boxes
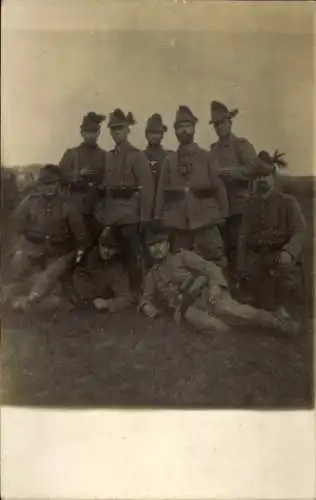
[209,101,273,278]
[155,105,228,265]
[94,108,154,298]
[236,150,307,319]
[59,111,107,245]
[139,230,298,336]
[3,165,87,311]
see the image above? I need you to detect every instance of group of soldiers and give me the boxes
[2,100,308,336]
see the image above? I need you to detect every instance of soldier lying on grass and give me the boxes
[4,226,134,315]
[139,230,299,336]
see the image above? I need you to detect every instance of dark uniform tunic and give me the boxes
[59,142,107,244]
[8,189,87,303]
[94,141,154,294]
[210,133,257,278]
[237,189,307,311]
[155,143,228,262]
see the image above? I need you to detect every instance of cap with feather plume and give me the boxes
[258,150,288,171]
[209,101,238,124]
[108,109,136,128]
[146,113,168,133]
[81,111,106,132]
[174,105,198,127]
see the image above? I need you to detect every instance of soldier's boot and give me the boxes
[272,315,300,336]
[275,306,291,320]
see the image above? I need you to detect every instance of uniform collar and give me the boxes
[262,188,275,200]
[177,142,199,155]
[145,144,164,153]
[256,187,275,201]
[80,141,99,149]
[217,133,236,147]
[113,140,132,154]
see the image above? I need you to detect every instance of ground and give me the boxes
[1,180,314,409]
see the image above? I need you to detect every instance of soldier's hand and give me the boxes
[93,298,109,311]
[209,284,222,305]
[75,248,85,264]
[143,303,158,319]
[12,296,29,312]
[278,251,292,266]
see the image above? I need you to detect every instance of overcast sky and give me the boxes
[1,0,314,175]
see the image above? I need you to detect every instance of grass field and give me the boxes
[1,176,314,409]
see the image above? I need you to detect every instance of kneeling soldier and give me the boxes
[139,230,298,335]
[4,164,87,311]
[236,150,307,319]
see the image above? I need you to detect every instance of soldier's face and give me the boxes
[99,245,117,261]
[255,173,275,193]
[146,131,163,147]
[39,182,58,197]
[110,125,129,145]
[149,240,169,260]
[175,122,195,145]
[213,118,231,139]
[81,130,100,145]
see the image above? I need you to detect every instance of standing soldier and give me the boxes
[143,113,171,269]
[236,150,307,319]
[94,108,154,298]
[209,101,272,279]
[155,105,228,266]
[3,165,88,311]
[59,111,107,245]
[144,113,170,189]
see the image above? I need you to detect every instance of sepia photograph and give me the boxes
[1,0,314,414]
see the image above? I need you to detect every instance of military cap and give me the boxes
[108,108,136,128]
[98,226,118,248]
[251,150,288,178]
[81,111,106,132]
[258,150,287,168]
[146,113,168,133]
[209,101,239,124]
[174,105,198,127]
[146,229,169,246]
[37,164,62,184]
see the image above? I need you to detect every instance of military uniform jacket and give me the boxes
[73,249,131,312]
[140,249,227,311]
[154,143,228,230]
[211,134,257,216]
[59,143,106,184]
[144,145,172,188]
[94,141,154,226]
[237,189,307,269]
[14,191,87,247]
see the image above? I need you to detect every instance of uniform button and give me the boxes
[184,186,190,192]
